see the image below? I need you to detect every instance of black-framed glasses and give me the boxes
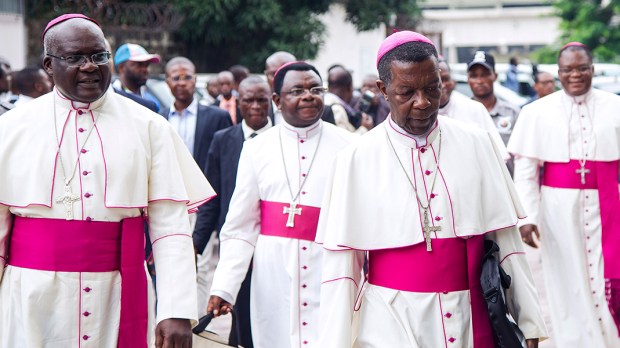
[46,51,111,67]
[168,74,195,82]
[558,65,592,75]
[281,87,327,97]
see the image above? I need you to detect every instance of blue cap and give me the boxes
[114,43,160,67]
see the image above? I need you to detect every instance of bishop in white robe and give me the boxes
[0,15,214,348]
[508,42,620,347]
[208,62,353,348]
[316,31,547,348]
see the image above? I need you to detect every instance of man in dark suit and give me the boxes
[157,56,232,318]
[160,57,232,173]
[194,76,272,348]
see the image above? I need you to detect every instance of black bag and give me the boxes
[480,240,526,348]
[192,311,243,348]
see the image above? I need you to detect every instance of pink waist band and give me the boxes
[543,160,597,189]
[10,216,123,271]
[8,216,148,348]
[368,238,469,293]
[260,201,320,242]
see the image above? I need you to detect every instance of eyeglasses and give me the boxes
[558,65,592,75]
[46,51,111,67]
[281,87,327,97]
[168,74,194,82]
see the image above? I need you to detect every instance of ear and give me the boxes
[43,56,53,77]
[376,79,388,101]
[272,92,281,109]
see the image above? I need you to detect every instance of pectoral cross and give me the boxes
[283,202,302,228]
[576,165,590,185]
[423,208,441,252]
[55,184,80,220]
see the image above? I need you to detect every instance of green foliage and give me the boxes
[172,0,332,71]
[549,0,620,62]
[344,0,420,31]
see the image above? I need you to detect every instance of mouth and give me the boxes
[78,78,100,85]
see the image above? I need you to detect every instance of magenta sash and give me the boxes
[543,159,620,334]
[8,216,148,348]
[260,201,320,242]
[368,236,494,348]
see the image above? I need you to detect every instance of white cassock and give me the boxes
[508,89,620,347]
[0,88,215,348]
[210,120,353,348]
[439,91,510,161]
[316,116,548,348]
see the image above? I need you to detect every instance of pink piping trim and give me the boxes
[220,237,256,248]
[387,116,438,149]
[432,145,458,237]
[499,252,525,265]
[297,239,301,348]
[418,145,439,238]
[78,273,82,348]
[438,294,449,348]
[411,149,426,237]
[321,276,359,288]
[94,121,111,211]
[77,113,85,219]
[0,201,53,208]
[151,233,191,245]
[327,223,520,251]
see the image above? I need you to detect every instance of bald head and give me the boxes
[265,51,296,92]
[166,56,195,73]
[217,70,234,99]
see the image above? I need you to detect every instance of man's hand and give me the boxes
[155,318,192,348]
[526,338,539,348]
[207,295,232,317]
[519,224,540,248]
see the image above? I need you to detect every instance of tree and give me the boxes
[25,0,422,72]
[535,0,620,63]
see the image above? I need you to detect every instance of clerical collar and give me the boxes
[386,115,439,149]
[242,118,272,140]
[54,86,110,111]
[281,118,322,139]
[562,88,592,105]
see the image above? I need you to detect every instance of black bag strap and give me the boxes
[192,311,241,347]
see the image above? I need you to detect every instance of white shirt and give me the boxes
[13,94,33,106]
[168,98,198,157]
[241,118,272,140]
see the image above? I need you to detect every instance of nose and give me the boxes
[412,91,430,109]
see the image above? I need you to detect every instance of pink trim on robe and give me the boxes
[8,216,148,348]
[543,159,620,335]
[260,201,321,242]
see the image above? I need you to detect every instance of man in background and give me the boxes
[113,43,162,111]
[12,66,53,106]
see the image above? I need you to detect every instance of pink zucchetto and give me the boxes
[42,14,99,42]
[376,31,435,68]
[561,41,588,51]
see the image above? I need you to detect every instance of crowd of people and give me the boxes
[0,12,618,348]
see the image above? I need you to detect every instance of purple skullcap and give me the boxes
[376,31,435,68]
[42,14,99,42]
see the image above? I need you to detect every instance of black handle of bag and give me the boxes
[192,310,241,347]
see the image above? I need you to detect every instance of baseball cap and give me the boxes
[114,43,161,66]
[467,51,495,72]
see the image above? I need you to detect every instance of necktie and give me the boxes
[250,132,257,139]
